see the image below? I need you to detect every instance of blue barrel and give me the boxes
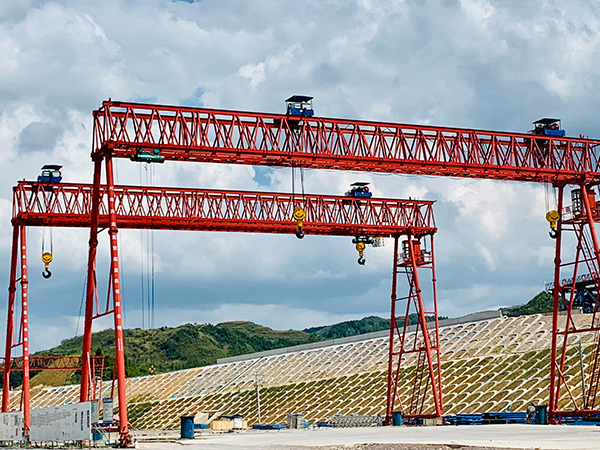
[180,416,195,439]
[391,411,403,426]
[535,405,548,424]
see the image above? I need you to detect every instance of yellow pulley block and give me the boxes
[293,207,306,227]
[546,210,560,228]
[356,242,367,265]
[41,252,53,279]
[293,207,306,239]
[546,210,560,239]
[355,241,366,255]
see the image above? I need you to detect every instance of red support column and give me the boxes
[19,226,30,439]
[105,156,131,446]
[385,236,400,424]
[2,225,19,411]
[549,183,600,420]
[385,234,442,422]
[549,185,564,421]
[80,158,102,402]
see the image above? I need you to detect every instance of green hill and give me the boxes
[500,291,555,317]
[2,290,555,390]
[304,313,445,339]
[35,321,320,382]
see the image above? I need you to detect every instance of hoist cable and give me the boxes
[149,163,155,329]
[151,226,155,329]
[291,166,295,204]
[75,272,87,337]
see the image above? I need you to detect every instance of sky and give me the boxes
[1,0,600,352]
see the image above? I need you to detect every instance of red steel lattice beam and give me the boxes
[13,181,436,237]
[93,100,600,184]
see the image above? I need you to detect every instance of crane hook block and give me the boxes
[546,210,560,228]
[41,252,53,279]
[293,207,306,239]
[546,210,560,239]
[355,241,366,265]
[293,207,306,225]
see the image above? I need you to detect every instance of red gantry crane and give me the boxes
[4,180,438,444]
[6,99,600,444]
[91,100,600,425]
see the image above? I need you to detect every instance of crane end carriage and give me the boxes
[273,95,314,130]
[37,165,62,183]
[345,182,372,199]
[285,95,314,117]
[531,118,566,137]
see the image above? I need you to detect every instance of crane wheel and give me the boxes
[42,268,52,279]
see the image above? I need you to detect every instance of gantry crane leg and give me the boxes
[385,235,443,424]
[1,225,31,440]
[80,155,131,446]
[549,183,600,420]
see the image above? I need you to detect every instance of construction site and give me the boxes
[2,98,600,448]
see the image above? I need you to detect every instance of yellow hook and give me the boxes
[293,207,306,239]
[356,242,366,265]
[41,252,53,279]
[293,207,306,227]
[546,210,560,239]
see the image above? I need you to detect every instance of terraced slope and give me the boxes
[7,312,596,429]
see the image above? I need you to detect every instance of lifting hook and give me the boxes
[41,252,53,279]
[293,207,306,240]
[546,210,560,240]
[355,242,366,266]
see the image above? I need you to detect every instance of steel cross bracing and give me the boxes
[4,178,436,443]
[93,100,600,184]
[12,181,435,236]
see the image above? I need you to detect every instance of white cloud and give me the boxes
[0,0,599,353]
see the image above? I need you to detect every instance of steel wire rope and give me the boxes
[139,163,146,329]
[115,159,127,331]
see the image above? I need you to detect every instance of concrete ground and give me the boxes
[132,424,600,450]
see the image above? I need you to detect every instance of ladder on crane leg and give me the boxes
[386,235,443,423]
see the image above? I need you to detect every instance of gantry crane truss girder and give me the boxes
[12,181,436,237]
[93,100,600,184]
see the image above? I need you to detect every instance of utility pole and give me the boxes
[255,373,263,424]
